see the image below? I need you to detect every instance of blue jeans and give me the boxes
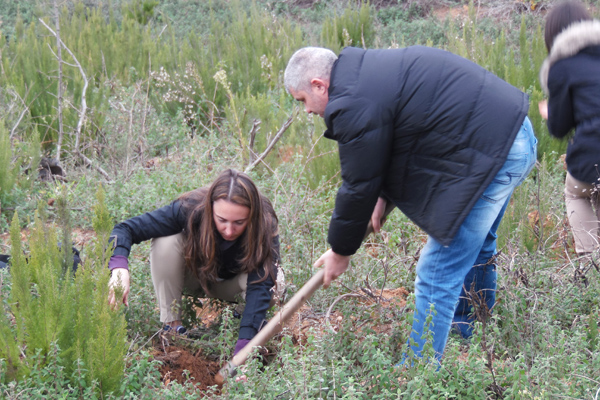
[408,117,537,360]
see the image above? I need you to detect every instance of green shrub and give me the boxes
[0,122,17,204]
[446,2,567,162]
[155,0,303,136]
[376,5,448,47]
[0,1,179,152]
[0,186,127,395]
[2,1,600,397]
[321,2,374,51]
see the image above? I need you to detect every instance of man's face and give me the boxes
[289,79,329,118]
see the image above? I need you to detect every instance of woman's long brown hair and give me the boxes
[178,169,278,293]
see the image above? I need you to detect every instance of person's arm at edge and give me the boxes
[108,200,187,307]
[318,107,393,288]
[546,64,575,138]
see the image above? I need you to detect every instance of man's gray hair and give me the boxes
[284,47,338,92]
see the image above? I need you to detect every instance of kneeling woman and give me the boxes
[107,169,283,354]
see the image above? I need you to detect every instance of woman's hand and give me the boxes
[235,366,249,383]
[108,268,130,308]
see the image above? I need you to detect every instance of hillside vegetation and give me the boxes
[1,0,599,398]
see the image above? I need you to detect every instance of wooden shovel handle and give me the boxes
[216,268,325,383]
[238,268,323,362]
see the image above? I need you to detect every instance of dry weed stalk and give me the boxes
[465,282,505,399]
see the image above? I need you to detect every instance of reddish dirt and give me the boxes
[277,144,303,163]
[285,287,409,344]
[152,344,222,392]
[432,4,474,21]
[71,227,97,249]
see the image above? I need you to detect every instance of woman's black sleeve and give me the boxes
[237,234,279,340]
[109,200,187,258]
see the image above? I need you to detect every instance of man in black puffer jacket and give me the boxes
[285,46,537,362]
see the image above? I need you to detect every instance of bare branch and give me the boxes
[54,0,64,161]
[125,85,141,177]
[325,293,365,333]
[45,44,78,68]
[73,149,111,181]
[8,89,29,139]
[140,57,152,166]
[247,119,261,165]
[158,25,168,38]
[245,111,296,173]
[39,17,111,181]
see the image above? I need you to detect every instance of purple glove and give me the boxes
[108,255,129,271]
[234,339,250,356]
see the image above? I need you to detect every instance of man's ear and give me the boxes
[311,78,329,94]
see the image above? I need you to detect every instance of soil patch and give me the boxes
[152,344,221,392]
[284,287,409,344]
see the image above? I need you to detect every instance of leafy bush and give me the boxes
[1,0,600,397]
[0,186,127,395]
[321,2,374,51]
[376,5,448,47]
[0,122,17,204]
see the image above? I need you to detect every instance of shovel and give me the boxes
[214,267,325,385]
[215,201,396,385]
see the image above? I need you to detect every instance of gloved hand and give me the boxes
[108,258,130,308]
[234,339,250,356]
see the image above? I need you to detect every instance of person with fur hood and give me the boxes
[539,0,600,265]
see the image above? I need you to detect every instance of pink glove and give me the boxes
[234,339,250,356]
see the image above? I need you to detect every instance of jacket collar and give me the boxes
[324,47,365,139]
[540,20,600,94]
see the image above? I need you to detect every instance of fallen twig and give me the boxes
[325,293,366,333]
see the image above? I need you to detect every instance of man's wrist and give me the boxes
[331,250,351,261]
[329,246,354,257]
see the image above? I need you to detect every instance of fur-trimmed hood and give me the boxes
[540,19,600,94]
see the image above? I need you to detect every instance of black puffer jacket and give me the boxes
[540,20,600,184]
[110,200,280,340]
[324,46,529,255]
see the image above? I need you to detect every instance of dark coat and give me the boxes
[110,200,279,340]
[540,20,600,184]
[324,46,529,255]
